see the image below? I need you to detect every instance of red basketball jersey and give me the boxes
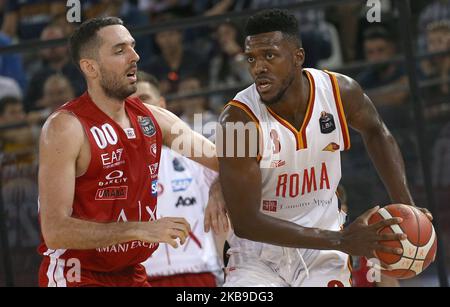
[38,92,162,273]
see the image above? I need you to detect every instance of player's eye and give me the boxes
[247,56,255,64]
[116,49,124,54]
[266,53,274,60]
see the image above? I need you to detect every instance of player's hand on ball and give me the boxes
[340,206,406,264]
[141,217,191,248]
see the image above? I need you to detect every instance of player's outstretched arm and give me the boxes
[145,104,218,172]
[217,105,405,257]
[38,112,191,250]
[336,73,432,220]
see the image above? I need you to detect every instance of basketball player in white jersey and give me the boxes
[217,9,433,287]
[133,72,228,286]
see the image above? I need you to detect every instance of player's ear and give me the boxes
[295,48,305,68]
[79,58,98,79]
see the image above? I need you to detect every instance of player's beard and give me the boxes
[99,66,137,101]
[260,68,296,106]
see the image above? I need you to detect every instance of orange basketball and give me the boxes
[368,204,437,279]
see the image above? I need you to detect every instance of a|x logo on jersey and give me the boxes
[184,220,202,251]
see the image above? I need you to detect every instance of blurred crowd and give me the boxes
[0,0,449,286]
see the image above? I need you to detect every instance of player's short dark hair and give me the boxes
[245,9,301,47]
[137,71,160,89]
[0,96,21,115]
[69,17,124,71]
[363,26,394,43]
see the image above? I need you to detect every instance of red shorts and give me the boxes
[148,272,217,287]
[39,257,150,287]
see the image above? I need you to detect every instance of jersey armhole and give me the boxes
[324,71,351,151]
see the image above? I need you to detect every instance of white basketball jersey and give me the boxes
[142,147,222,277]
[226,68,351,256]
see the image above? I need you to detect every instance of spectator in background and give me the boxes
[50,12,77,37]
[133,71,226,286]
[83,0,152,65]
[0,76,22,101]
[0,32,27,91]
[0,96,36,161]
[1,0,65,41]
[357,26,415,181]
[358,26,409,107]
[25,24,85,112]
[209,22,252,113]
[27,74,75,131]
[40,74,75,112]
[177,76,217,141]
[0,95,40,282]
[418,0,450,52]
[420,20,450,119]
[143,13,209,95]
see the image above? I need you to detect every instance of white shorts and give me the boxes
[223,246,352,287]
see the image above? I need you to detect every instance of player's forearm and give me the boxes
[232,213,342,251]
[42,217,144,250]
[363,125,414,205]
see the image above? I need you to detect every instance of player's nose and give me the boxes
[254,59,268,75]
[130,47,140,63]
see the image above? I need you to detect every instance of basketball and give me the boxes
[368,204,437,279]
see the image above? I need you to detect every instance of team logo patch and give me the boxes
[138,116,156,137]
[172,158,185,172]
[262,200,278,212]
[150,143,158,157]
[270,160,286,168]
[322,142,340,152]
[319,111,336,134]
[149,163,159,176]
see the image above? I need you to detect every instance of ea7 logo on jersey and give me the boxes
[101,148,125,168]
[319,111,336,134]
[138,116,156,137]
[90,124,118,149]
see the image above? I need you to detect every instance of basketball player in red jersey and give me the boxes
[37,17,222,287]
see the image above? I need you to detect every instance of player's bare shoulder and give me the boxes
[332,72,364,98]
[331,71,367,117]
[40,111,85,158]
[143,103,182,124]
